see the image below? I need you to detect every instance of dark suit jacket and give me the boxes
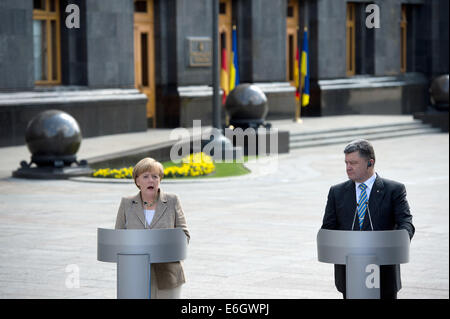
[321,174,415,295]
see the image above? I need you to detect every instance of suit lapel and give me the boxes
[130,193,146,228]
[343,180,358,230]
[366,174,385,229]
[149,189,168,228]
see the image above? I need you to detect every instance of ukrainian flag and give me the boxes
[300,28,310,107]
[229,26,240,91]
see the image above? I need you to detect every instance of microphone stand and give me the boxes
[351,201,374,231]
[366,200,374,231]
[351,204,358,231]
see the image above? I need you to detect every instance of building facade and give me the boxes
[0,0,448,146]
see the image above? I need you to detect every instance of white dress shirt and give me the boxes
[355,173,377,203]
[144,209,155,228]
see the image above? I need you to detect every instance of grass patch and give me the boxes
[162,157,251,179]
[92,154,254,180]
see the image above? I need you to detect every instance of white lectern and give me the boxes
[317,229,410,299]
[97,228,188,299]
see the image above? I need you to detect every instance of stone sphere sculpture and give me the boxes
[25,110,82,167]
[430,74,449,110]
[225,84,269,129]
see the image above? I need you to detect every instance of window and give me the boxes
[134,0,148,13]
[286,0,299,84]
[219,2,227,15]
[346,3,356,76]
[287,5,294,18]
[346,2,375,76]
[134,0,156,124]
[33,0,61,84]
[288,34,294,81]
[400,5,407,73]
[140,33,149,87]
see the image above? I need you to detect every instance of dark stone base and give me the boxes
[12,166,93,179]
[413,109,449,132]
[0,88,148,147]
[225,128,290,156]
[88,137,243,169]
[88,129,289,170]
[177,86,227,128]
[174,83,296,128]
[30,154,78,168]
[307,73,429,116]
[254,83,296,119]
[198,137,243,162]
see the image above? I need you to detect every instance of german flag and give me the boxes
[221,47,229,105]
[294,46,300,102]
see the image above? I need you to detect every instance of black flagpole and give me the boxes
[212,0,221,129]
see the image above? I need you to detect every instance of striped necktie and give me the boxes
[357,183,368,229]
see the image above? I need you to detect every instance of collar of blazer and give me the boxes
[130,189,168,228]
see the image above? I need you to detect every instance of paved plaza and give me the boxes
[0,116,448,299]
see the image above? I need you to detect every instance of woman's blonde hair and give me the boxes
[132,157,164,188]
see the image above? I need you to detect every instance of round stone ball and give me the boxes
[25,110,82,157]
[430,74,449,106]
[225,84,268,120]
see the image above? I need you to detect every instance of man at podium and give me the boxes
[115,157,190,299]
[321,139,415,299]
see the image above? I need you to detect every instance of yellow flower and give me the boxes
[93,153,215,179]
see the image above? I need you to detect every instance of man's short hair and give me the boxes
[344,139,376,163]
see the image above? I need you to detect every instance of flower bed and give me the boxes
[164,152,215,178]
[92,152,215,179]
[92,167,133,179]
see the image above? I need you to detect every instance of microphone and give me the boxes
[366,200,374,231]
[351,201,374,231]
[351,203,359,231]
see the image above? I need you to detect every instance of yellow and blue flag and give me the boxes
[300,28,310,107]
[229,26,240,92]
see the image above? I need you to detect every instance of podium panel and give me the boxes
[98,228,188,263]
[347,255,379,299]
[117,254,150,299]
[317,229,410,265]
[317,229,410,299]
[97,228,188,299]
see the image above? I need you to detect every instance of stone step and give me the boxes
[290,121,424,139]
[413,111,449,132]
[290,124,441,149]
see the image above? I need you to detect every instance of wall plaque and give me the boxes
[187,37,212,67]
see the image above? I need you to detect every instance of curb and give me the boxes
[69,173,254,184]
[68,156,281,184]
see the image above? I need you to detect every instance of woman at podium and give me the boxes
[115,157,190,299]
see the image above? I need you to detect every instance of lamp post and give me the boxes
[207,0,236,161]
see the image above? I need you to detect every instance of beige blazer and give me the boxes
[115,190,190,289]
